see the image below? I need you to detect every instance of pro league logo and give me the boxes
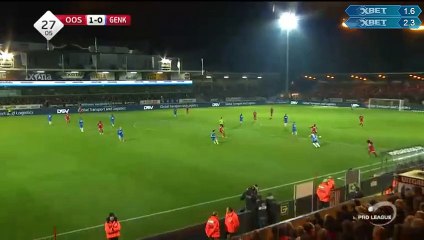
[357,201,397,226]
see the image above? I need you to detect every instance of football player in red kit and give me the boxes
[97,121,104,135]
[310,124,318,134]
[367,139,377,157]
[359,115,364,127]
[219,125,226,138]
[65,113,70,124]
[253,111,257,121]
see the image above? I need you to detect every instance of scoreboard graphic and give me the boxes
[56,14,131,26]
[34,11,131,41]
[345,5,422,29]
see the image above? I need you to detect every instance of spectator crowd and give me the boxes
[307,81,424,104]
[235,185,424,240]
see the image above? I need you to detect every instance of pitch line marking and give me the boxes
[33,161,384,240]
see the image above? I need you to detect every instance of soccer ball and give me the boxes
[319,136,322,138]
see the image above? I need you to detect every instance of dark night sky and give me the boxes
[1,1,424,75]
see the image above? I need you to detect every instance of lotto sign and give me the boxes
[34,11,64,40]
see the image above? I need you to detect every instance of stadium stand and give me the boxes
[0,42,282,106]
[300,76,424,105]
[253,193,423,240]
[139,156,424,240]
[232,168,424,240]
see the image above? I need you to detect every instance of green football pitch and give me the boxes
[0,105,423,240]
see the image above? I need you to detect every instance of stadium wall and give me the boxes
[1,100,424,117]
[140,211,256,240]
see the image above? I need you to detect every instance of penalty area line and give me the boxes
[32,161,383,240]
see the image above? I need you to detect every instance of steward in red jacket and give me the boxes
[104,213,121,240]
[317,179,331,209]
[205,212,220,240]
[225,207,240,239]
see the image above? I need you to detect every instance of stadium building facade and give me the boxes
[1,42,423,108]
[0,42,281,106]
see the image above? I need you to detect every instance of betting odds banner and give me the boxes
[344,5,422,29]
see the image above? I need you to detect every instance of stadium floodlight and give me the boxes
[304,75,308,78]
[129,72,137,74]
[0,51,13,61]
[160,58,171,64]
[278,12,298,97]
[0,70,6,73]
[70,71,79,74]
[101,71,109,74]
[224,76,229,79]
[157,71,163,74]
[242,76,247,79]
[206,75,212,79]
[37,71,45,73]
[410,25,424,31]
[279,12,298,31]
[257,76,262,79]
[341,18,349,29]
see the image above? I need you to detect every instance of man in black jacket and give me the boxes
[240,184,259,211]
[257,197,269,228]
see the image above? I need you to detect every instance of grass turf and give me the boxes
[0,105,423,240]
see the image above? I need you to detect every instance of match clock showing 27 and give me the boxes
[33,11,64,41]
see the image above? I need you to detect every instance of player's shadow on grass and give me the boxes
[123,138,136,142]
[231,124,242,130]
[217,137,230,145]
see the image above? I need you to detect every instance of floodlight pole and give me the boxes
[285,30,290,98]
[61,54,64,72]
[279,12,297,99]
[125,56,128,74]
[201,58,204,75]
